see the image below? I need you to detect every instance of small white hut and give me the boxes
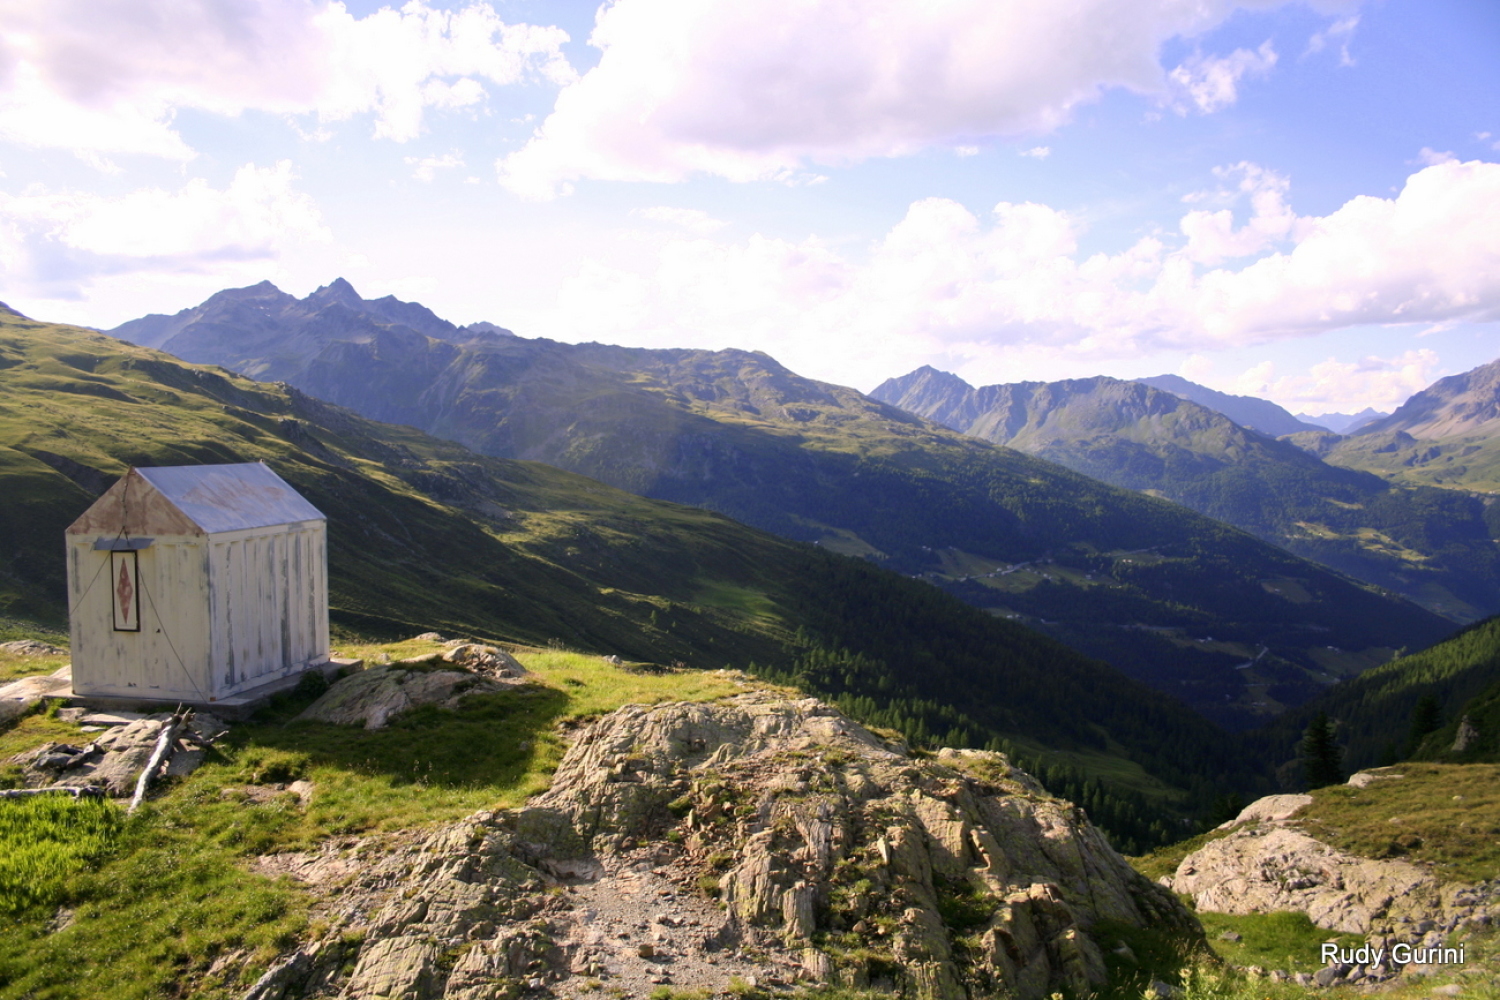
[66,462,330,705]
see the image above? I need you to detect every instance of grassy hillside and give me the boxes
[1244,614,1500,777]
[1324,429,1500,494]
[0,309,1272,847]
[104,282,1456,730]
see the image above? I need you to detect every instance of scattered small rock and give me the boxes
[0,639,66,656]
[1313,966,1344,987]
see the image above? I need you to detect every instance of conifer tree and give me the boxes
[1405,693,1441,758]
[1301,711,1343,789]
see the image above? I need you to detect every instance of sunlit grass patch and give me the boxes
[1196,911,1362,974]
[0,794,120,914]
[1294,763,1500,884]
[0,703,85,786]
[0,649,69,685]
[0,810,309,1000]
[0,650,764,999]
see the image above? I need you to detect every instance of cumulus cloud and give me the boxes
[406,151,465,181]
[1231,350,1440,413]
[499,0,1339,197]
[1168,42,1278,114]
[0,161,329,300]
[0,0,572,158]
[535,160,1500,389]
[1179,162,1303,264]
[632,206,728,234]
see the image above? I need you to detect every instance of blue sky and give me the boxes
[1,0,1497,414]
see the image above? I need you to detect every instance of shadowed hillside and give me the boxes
[2,305,1277,848]
[106,281,1456,729]
[873,366,1500,624]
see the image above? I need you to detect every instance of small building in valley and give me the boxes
[66,462,330,705]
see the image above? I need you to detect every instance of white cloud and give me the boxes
[1168,42,1278,114]
[0,0,573,158]
[406,151,465,181]
[533,160,1500,389]
[1179,162,1301,264]
[1019,146,1051,159]
[1305,14,1358,65]
[1416,147,1455,166]
[1232,350,1440,413]
[499,0,1330,198]
[632,206,728,234]
[0,161,329,300]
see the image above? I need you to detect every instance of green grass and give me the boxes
[1195,911,1363,974]
[0,649,69,685]
[0,647,752,999]
[0,703,85,787]
[0,794,120,914]
[1293,763,1500,883]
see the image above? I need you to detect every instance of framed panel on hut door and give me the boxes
[111,550,141,632]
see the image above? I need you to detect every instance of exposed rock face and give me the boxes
[1173,786,1500,947]
[1175,825,1439,934]
[295,663,520,729]
[258,694,1196,1000]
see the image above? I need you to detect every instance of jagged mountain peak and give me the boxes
[1357,356,1500,440]
[307,276,364,309]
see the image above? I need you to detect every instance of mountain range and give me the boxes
[872,366,1500,624]
[1296,407,1387,434]
[1,304,1277,848]
[1136,373,1322,437]
[105,280,1460,730]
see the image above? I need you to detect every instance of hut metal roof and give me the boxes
[132,463,324,533]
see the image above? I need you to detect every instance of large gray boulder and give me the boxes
[294,664,513,729]
[0,666,72,725]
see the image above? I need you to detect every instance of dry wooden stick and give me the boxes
[127,710,189,814]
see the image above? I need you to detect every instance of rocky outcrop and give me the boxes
[0,666,72,725]
[295,655,525,730]
[255,693,1196,1000]
[1172,782,1500,978]
[9,710,224,795]
[1174,825,1440,934]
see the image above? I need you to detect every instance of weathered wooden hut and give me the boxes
[66,462,329,705]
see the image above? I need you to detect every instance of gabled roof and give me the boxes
[135,463,323,533]
[68,462,324,536]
